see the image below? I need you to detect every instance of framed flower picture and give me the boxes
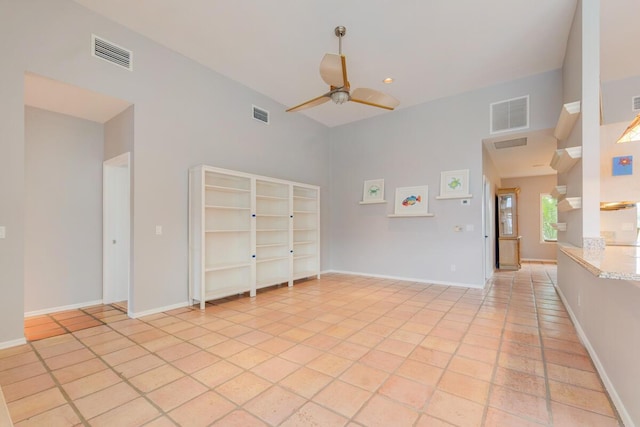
[612,156,632,176]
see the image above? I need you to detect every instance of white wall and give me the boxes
[557,251,640,426]
[24,107,104,312]
[0,0,330,343]
[501,175,558,261]
[105,106,134,160]
[600,121,640,202]
[329,70,563,287]
[601,75,640,125]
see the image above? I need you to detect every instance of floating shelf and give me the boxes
[550,185,567,200]
[387,213,435,218]
[550,146,582,173]
[554,101,581,141]
[435,194,473,200]
[551,222,567,231]
[359,200,388,205]
[558,197,582,212]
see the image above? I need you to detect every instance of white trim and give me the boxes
[521,258,557,264]
[554,285,634,427]
[24,299,103,317]
[130,301,190,319]
[0,338,27,350]
[324,270,484,289]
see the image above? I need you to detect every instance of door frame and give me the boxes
[482,175,494,282]
[103,152,131,313]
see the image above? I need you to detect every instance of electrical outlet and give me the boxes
[155,225,163,235]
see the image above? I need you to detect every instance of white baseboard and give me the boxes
[24,299,104,318]
[130,301,190,319]
[554,285,634,427]
[521,258,557,264]
[0,338,27,351]
[324,270,483,289]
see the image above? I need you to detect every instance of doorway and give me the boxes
[482,175,494,282]
[103,152,131,313]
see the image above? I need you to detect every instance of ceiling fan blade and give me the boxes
[320,54,348,88]
[286,94,330,112]
[350,88,400,110]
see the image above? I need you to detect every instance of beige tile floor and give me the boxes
[0,263,623,426]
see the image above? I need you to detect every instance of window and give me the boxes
[540,193,558,242]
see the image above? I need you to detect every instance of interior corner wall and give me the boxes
[104,106,134,160]
[601,75,640,125]
[501,175,558,261]
[24,107,104,312]
[0,0,330,342]
[329,70,562,287]
[559,0,584,247]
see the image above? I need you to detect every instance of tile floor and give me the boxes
[0,263,623,426]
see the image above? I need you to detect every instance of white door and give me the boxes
[103,153,131,305]
[482,175,494,282]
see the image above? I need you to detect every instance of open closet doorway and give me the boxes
[103,152,131,312]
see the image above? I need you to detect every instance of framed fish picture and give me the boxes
[394,186,429,215]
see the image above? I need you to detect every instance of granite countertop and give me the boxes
[560,244,640,281]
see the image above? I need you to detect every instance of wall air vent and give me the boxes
[493,137,527,150]
[632,96,640,112]
[92,34,132,71]
[252,105,269,124]
[490,95,529,134]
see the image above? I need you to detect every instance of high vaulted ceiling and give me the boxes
[30,1,640,178]
[72,0,583,128]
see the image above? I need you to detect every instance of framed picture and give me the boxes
[438,169,470,198]
[362,179,385,203]
[394,186,429,215]
[612,156,632,176]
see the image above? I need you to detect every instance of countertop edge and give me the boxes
[559,244,640,282]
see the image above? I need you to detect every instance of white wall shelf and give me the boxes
[387,213,435,218]
[558,197,582,212]
[551,222,567,231]
[550,185,567,200]
[359,200,387,205]
[435,194,472,200]
[550,146,582,173]
[554,101,581,141]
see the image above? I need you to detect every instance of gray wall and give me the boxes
[24,107,104,312]
[601,75,640,125]
[329,70,562,287]
[0,0,330,343]
[502,175,558,262]
[104,106,134,160]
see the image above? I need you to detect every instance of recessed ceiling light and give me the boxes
[383,77,394,84]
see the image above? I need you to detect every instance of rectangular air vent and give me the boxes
[632,96,640,111]
[493,137,527,150]
[490,95,529,134]
[92,34,132,71]
[252,105,269,124]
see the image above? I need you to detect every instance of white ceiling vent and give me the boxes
[493,137,527,150]
[632,96,640,111]
[92,34,132,71]
[252,105,269,124]
[490,95,529,134]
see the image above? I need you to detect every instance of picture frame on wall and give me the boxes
[360,179,386,204]
[393,185,429,215]
[437,169,472,199]
[612,155,633,176]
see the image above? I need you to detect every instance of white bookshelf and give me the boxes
[189,166,320,308]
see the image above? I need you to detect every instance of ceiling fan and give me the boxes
[286,26,400,113]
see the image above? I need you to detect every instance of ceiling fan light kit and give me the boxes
[286,26,400,113]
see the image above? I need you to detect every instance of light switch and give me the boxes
[0,226,5,239]
[155,225,163,235]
